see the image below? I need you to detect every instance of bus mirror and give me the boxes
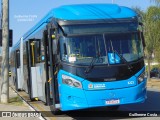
[138,31,145,48]
[140,32,145,48]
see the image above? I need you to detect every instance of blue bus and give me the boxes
[10,4,147,114]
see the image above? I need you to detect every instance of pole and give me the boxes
[1,0,9,103]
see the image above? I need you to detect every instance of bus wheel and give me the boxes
[107,105,120,111]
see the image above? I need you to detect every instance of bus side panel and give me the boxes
[17,68,22,89]
[30,67,38,98]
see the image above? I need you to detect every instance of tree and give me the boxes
[133,6,160,79]
[150,0,160,64]
[143,6,160,79]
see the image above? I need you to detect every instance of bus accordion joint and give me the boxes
[48,78,52,83]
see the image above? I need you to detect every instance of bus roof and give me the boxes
[53,4,136,20]
[12,4,137,50]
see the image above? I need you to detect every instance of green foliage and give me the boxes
[133,5,160,79]
[9,96,23,106]
[144,6,160,54]
[147,0,160,66]
[133,6,160,58]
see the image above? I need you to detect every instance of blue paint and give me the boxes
[53,4,136,20]
[57,67,146,111]
[11,4,146,111]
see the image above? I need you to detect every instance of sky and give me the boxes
[0,0,156,45]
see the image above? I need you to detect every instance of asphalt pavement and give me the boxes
[11,85,160,120]
[0,79,159,120]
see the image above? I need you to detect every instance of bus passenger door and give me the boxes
[26,41,31,97]
[47,27,60,111]
[27,39,40,100]
[43,30,51,105]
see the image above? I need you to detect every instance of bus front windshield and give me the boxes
[59,32,144,65]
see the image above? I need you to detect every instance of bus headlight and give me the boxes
[138,72,145,84]
[62,74,82,89]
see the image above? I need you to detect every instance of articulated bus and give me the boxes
[10,4,147,113]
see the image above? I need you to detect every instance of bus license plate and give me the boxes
[106,99,120,104]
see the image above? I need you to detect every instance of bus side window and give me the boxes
[35,41,41,63]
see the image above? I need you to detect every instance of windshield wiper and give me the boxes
[113,50,133,72]
[85,57,99,74]
[85,36,102,74]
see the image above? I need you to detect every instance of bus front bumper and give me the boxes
[59,80,147,111]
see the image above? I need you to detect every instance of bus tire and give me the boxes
[107,105,120,111]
